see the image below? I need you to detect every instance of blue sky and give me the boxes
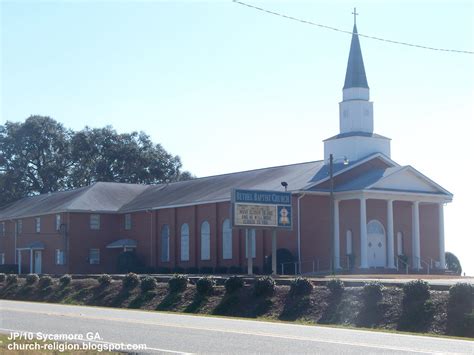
[1,0,473,274]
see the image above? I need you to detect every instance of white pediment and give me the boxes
[370,167,445,194]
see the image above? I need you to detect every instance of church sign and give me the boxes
[231,189,292,229]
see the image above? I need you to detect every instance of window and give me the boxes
[200,221,210,261]
[161,225,170,262]
[17,220,22,234]
[0,222,4,237]
[245,229,256,259]
[89,249,100,264]
[90,214,100,230]
[346,230,353,255]
[35,217,41,233]
[222,219,232,260]
[397,232,404,256]
[56,214,61,231]
[0,253,4,265]
[124,214,132,230]
[180,223,190,261]
[55,249,65,265]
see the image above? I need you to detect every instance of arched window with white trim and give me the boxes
[201,221,210,260]
[161,225,170,262]
[346,230,353,255]
[245,229,256,259]
[180,223,189,261]
[222,219,232,260]
[397,232,404,255]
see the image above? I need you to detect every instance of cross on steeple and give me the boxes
[352,7,359,26]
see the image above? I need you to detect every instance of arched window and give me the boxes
[397,232,404,255]
[200,221,210,260]
[161,225,170,262]
[222,219,232,260]
[180,223,190,261]
[245,229,256,259]
[367,220,385,234]
[346,230,353,255]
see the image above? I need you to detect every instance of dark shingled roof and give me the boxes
[343,24,369,90]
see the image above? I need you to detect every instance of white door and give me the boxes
[34,251,42,274]
[367,220,386,267]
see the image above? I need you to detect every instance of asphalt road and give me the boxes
[0,300,472,354]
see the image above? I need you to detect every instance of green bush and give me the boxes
[326,278,344,297]
[168,274,188,293]
[225,276,244,294]
[362,281,384,304]
[215,266,228,274]
[254,276,275,297]
[122,272,140,289]
[140,276,157,292]
[0,273,6,282]
[399,280,433,331]
[403,280,430,304]
[290,277,313,296]
[447,283,473,336]
[38,275,53,288]
[98,274,112,286]
[228,266,243,274]
[6,274,18,284]
[26,273,39,285]
[196,276,216,295]
[59,274,72,287]
[173,266,185,274]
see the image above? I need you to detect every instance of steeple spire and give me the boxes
[343,13,369,90]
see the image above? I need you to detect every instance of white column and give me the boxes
[18,251,22,274]
[360,197,368,268]
[271,229,277,275]
[438,203,446,269]
[246,229,253,275]
[29,249,33,274]
[412,201,421,270]
[334,200,341,269]
[387,200,395,268]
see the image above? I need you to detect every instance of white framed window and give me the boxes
[55,249,65,265]
[0,253,5,265]
[17,220,22,234]
[35,217,41,233]
[245,229,256,259]
[346,230,353,255]
[397,232,404,256]
[200,221,210,261]
[124,214,132,230]
[0,222,5,237]
[180,223,190,261]
[56,214,61,231]
[89,249,100,264]
[90,214,100,230]
[222,219,232,260]
[161,225,170,262]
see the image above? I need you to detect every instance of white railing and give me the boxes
[396,255,409,274]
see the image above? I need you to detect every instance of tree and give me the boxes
[445,252,462,275]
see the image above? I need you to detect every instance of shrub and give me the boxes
[290,277,313,296]
[38,275,53,288]
[6,274,18,284]
[26,273,39,285]
[157,267,171,274]
[399,280,433,331]
[173,266,185,274]
[199,266,214,274]
[186,267,199,274]
[140,276,157,292]
[326,278,344,297]
[225,276,244,294]
[0,273,6,282]
[196,276,216,295]
[228,266,243,274]
[362,281,384,304]
[122,272,140,289]
[214,266,228,274]
[447,283,473,336]
[403,280,430,304]
[168,274,188,293]
[59,274,72,287]
[98,274,112,286]
[254,276,275,297]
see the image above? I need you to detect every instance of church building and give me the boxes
[0,22,452,275]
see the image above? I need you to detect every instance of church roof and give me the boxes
[323,131,390,141]
[343,24,369,90]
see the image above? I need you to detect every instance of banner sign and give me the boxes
[231,189,292,229]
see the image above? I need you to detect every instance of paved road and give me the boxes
[0,300,472,354]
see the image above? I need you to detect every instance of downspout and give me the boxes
[297,193,306,272]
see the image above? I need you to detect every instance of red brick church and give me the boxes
[0,23,452,275]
